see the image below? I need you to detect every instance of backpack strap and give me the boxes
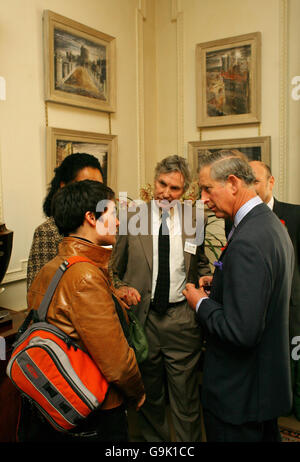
[112,294,132,348]
[36,256,98,322]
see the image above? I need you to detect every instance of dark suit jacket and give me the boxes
[111,202,211,326]
[225,197,300,339]
[273,198,300,338]
[197,203,294,425]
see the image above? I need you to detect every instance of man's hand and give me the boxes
[114,286,141,306]
[136,393,146,411]
[183,283,208,311]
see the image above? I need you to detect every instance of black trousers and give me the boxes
[17,397,128,443]
[203,409,281,442]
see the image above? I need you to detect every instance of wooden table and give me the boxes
[0,308,28,442]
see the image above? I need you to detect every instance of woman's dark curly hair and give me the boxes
[43,153,103,217]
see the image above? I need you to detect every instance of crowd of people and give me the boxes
[20,150,299,443]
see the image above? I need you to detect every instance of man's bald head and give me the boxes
[249,160,275,204]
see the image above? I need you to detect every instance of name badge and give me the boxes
[184,241,197,255]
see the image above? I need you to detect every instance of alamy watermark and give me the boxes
[96,195,205,246]
[0,336,5,360]
[291,337,300,361]
[291,76,300,101]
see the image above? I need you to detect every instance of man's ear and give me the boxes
[85,211,97,227]
[227,175,240,194]
[269,175,275,191]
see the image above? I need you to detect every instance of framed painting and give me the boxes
[46,127,117,191]
[43,10,116,112]
[196,32,261,127]
[188,136,271,178]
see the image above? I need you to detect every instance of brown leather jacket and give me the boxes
[27,237,145,410]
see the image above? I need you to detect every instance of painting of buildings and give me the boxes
[54,28,107,102]
[206,44,251,117]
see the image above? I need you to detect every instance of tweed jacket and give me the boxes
[27,237,145,410]
[27,217,63,289]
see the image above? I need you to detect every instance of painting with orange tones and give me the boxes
[196,33,261,128]
[44,10,116,112]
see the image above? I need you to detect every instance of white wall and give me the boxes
[0,0,143,309]
[0,0,298,310]
[288,0,300,203]
[155,0,299,203]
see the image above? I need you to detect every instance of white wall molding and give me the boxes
[136,0,147,190]
[171,0,184,158]
[278,0,289,200]
[0,144,4,223]
[2,259,27,284]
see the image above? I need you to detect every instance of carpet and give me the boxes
[279,426,300,442]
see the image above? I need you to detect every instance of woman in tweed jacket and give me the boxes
[27,153,103,289]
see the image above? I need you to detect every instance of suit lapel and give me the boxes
[137,202,192,274]
[136,202,198,275]
[273,198,285,220]
[273,198,280,216]
[181,203,193,274]
[138,203,153,272]
[219,203,268,261]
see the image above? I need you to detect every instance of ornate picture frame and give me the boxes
[43,10,116,112]
[46,127,117,191]
[188,136,271,178]
[196,32,261,128]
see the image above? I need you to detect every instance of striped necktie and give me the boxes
[227,224,235,242]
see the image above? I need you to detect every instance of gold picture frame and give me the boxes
[196,32,261,128]
[43,10,116,112]
[46,127,117,191]
[188,136,271,178]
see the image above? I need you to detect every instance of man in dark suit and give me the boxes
[111,155,211,442]
[183,150,294,442]
[249,160,300,420]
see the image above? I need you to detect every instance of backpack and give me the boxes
[113,295,148,364]
[6,256,109,433]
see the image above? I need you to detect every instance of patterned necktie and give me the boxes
[153,211,170,314]
[227,224,235,242]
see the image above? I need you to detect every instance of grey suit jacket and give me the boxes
[111,202,211,326]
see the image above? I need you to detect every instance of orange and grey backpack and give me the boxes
[6,256,109,433]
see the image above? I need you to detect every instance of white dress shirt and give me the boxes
[267,196,274,210]
[151,201,186,303]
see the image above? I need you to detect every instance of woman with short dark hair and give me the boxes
[19,180,145,442]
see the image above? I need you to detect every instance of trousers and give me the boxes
[137,301,203,442]
[203,408,281,442]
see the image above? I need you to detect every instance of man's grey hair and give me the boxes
[198,150,256,186]
[154,155,191,192]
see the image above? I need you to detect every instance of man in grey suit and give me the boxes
[111,155,211,442]
[184,150,294,442]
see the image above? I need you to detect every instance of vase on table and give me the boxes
[0,223,13,286]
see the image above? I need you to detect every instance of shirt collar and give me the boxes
[233,195,263,228]
[267,196,274,210]
[152,199,178,218]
